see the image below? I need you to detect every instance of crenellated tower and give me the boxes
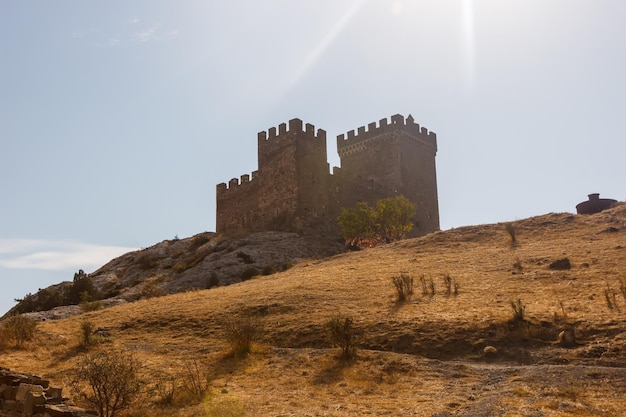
[217,118,330,234]
[216,114,439,237]
[335,114,439,234]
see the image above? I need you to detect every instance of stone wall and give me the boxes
[216,114,440,237]
[0,368,93,417]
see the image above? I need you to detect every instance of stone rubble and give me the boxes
[0,368,94,417]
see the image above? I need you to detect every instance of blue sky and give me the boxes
[1,0,625,315]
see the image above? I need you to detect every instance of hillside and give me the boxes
[6,231,344,319]
[1,204,625,416]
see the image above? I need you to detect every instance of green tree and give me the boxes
[65,270,100,305]
[375,195,416,241]
[337,201,376,244]
[337,196,416,247]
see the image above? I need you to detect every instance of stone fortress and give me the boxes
[216,114,440,238]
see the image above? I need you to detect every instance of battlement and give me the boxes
[216,113,440,236]
[336,114,436,154]
[258,118,327,151]
[216,171,259,194]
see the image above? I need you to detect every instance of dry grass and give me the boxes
[2,204,626,416]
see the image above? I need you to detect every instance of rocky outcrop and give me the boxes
[0,368,93,416]
[6,231,344,320]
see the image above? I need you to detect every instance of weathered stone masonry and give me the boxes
[0,367,93,417]
[216,114,439,237]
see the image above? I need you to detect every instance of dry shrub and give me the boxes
[181,359,212,402]
[505,223,517,247]
[70,350,143,417]
[392,274,414,302]
[443,274,459,296]
[1,314,36,349]
[80,320,94,349]
[222,316,263,357]
[604,283,619,311]
[510,299,525,322]
[327,315,359,360]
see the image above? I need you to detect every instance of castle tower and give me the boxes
[216,118,330,234]
[335,114,439,235]
[217,114,439,237]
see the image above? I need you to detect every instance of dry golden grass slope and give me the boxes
[2,204,626,416]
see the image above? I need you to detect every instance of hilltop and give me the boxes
[1,203,625,416]
[6,231,344,320]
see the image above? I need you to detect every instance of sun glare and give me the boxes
[391,0,402,15]
[288,0,366,89]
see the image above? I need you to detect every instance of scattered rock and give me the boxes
[484,346,498,356]
[549,258,571,270]
[558,328,577,347]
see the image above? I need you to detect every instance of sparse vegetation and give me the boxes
[2,204,626,416]
[510,298,526,322]
[80,300,103,312]
[240,267,258,281]
[392,274,414,302]
[505,223,517,246]
[443,274,459,296]
[337,196,416,247]
[604,283,618,311]
[70,350,143,417]
[80,320,94,349]
[419,275,435,296]
[190,234,211,251]
[181,359,212,402]
[222,316,263,357]
[0,314,36,349]
[327,315,359,360]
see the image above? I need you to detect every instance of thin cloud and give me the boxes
[128,18,140,24]
[0,239,137,271]
[136,23,161,42]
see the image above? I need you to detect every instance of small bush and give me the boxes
[222,316,262,357]
[240,267,258,281]
[80,300,103,312]
[327,315,358,360]
[604,283,618,311]
[152,373,178,406]
[505,223,517,246]
[262,265,277,275]
[392,274,414,302]
[1,314,37,348]
[141,281,165,299]
[510,299,525,322]
[419,275,435,296]
[280,262,295,271]
[190,234,211,251]
[619,278,626,302]
[181,359,211,402]
[70,350,142,417]
[80,320,94,348]
[443,274,459,296]
[206,272,220,289]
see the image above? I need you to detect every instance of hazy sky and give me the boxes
[1,1,624,315]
